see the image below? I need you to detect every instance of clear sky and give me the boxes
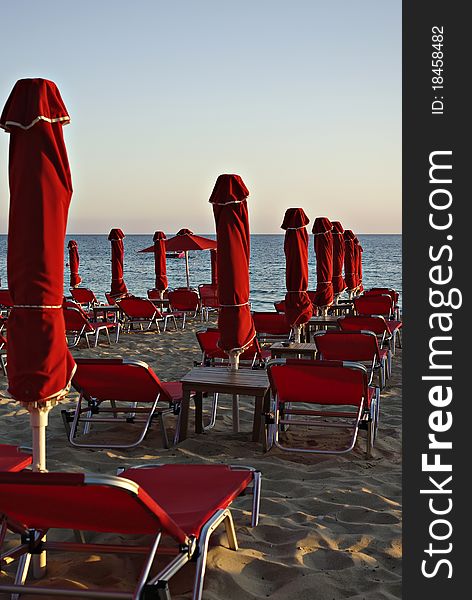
[0,0,401,234]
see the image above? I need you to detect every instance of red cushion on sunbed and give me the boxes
[121,464,253,537]
[0,445,32,472]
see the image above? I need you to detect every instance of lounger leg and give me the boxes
[251,470,262,527]
[224,512,239,551]
[203,393,218,430]
[182,313,186,330]
[11,552,32,599]
[192,509,234,600]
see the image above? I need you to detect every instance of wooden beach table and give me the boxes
[178,367,271,449]
[270,341,318,360]
[306,315,340,341]
[91,304,120,323]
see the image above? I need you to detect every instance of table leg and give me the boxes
[252,395,263,443]
[176,388,191,443]
[232,394,240,433]
[194,391,204,434]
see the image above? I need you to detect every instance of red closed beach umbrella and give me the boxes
[67,240,82,288]
[343,229,357,297]
[331,221,346,300]
[138,231,168,294]
[209,174,255,369]
[210,248,218,286]
[1,78,76,472]
[108,228,128,298]
[281,208,313,340]
[312,217,334,313]
[354,236,364,294]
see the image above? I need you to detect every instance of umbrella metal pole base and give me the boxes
[333,293,341,305]
[294,326,301,343]
[27,403,55,578]
[229,352,242,433]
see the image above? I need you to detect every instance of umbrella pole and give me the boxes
[293,325,301,343]
[27,402,54,578]
[229,351,242,433]
[185,251,190,288]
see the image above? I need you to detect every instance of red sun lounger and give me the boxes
[0,444,32,472]
[0,464,261,600]
[117,296,177,333]
[63,302,120,347]
[313,329,390,389]
[267,359,379,457]
[251,311,292,344]
[62,358,188,449]
[338,314,402,356]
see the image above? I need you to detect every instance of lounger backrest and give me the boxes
[268,360,367,407]
[168,288,200,310]
[147,289,169,300]
[365,288,399,304]
[63,305,92,333]
[354,294,393,317]
[0,289,13,308]
[72,358,174,404]
[196,328,261,361]
[198,284,219,308]
[252,312,291,335]
[71,288,98,305]
[338,315,389,336]
[118,297,159,318]
[0,471,188,543]
[314,331,380,362]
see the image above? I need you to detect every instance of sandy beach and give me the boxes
[0,316,402,599]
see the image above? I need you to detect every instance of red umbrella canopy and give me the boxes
[354,236,364,292]
[108,228,128,297]
[209,174,255,354]
[343,229,357,291]
[281,208,313,327]
[312,217,334,308]
[67,240,82,288]
[165,229,217,252]
[331,221,346,295]
[1,78,75,402]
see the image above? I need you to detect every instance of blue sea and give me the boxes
[0,234,401,311]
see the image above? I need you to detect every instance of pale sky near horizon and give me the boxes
[0,0,401,235]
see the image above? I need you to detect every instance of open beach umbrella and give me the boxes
[354,236,364,294]
[1,78,76,473]
[165,228,217,288]
[331,221,346,301]
[209,174,255,369]
[108,228,128,298]
[312,217,334,313]
[343,229,357,298]
[67,240,82,288]
[139,231,168,295]
[281,208,313,341]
